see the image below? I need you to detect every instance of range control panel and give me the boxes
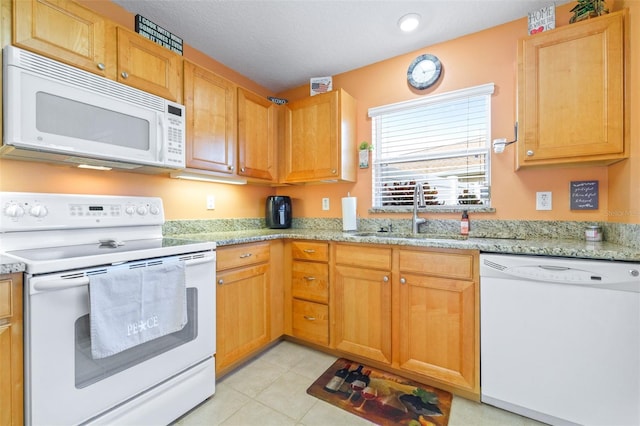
[0,192,164,232]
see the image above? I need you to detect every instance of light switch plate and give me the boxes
[206,195,215,210]
[536,191,552,210]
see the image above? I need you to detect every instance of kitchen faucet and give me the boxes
[412,182,426,234]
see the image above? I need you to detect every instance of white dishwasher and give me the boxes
[480,254,640,426]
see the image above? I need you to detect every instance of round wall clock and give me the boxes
[407,54,442,90]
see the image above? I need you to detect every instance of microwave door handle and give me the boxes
[157,112,164,162]
[32,276,90,293]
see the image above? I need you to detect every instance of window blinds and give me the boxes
[368,83,494,208]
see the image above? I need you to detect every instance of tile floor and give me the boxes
[175,340,546,426]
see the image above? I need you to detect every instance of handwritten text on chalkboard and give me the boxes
[570,180,599,210]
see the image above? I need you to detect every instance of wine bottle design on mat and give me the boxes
[349,369,371,403]
[339,365,364,396]
[324,362,352,392]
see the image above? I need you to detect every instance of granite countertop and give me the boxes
[172,228,640,262]
[0,255,26,275]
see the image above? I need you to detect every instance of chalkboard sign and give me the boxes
[570,180,599,210]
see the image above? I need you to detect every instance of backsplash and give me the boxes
[164,218,639,250]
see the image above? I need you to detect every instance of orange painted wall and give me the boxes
[275,2,637,223]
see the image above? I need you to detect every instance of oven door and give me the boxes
[24,252,215,425]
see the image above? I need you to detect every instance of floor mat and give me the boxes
[307,358,452,426]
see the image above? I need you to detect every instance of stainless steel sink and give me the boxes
[347,231,467,240]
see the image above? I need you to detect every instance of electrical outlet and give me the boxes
[536,191,552,210]
[322,198,330,211]
[206,195,215,210]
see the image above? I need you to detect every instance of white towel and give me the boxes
[89,260,187,359]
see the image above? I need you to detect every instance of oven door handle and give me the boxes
[184,256,216,267]
[33,276,90,292]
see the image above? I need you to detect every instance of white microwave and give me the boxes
[1,46,185,173]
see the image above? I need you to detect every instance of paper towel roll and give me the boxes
[342,197,357,231]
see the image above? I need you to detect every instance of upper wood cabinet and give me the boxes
[517,10,627,169]
[183,60,236,174]
[237,87,278,182]
[115,27,182,102]
[13,0,183,101]
[283,89,356,183]
[13,0,113,78]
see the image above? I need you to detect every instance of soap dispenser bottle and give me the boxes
[460,210,469,235]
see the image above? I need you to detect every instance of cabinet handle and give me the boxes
[239,253,253,259]
[303,315,316,321]
[121,71,129,79]
[400,277,407,284]
[303,249,316,253]
[304,276,316,281]
[383,276,389,282]
[527,150,534,156]
[97,62,106,71]
[217,279,224,285]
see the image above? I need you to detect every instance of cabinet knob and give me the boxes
[304,276,316,281]
[331,169,337,174]
[121,71,129,79]
[400,277,407,284]
[527,150,534,156]
[303,315,316,321]
[383,276,389,282]
[217,279,224,285]
[239,253,253,259]
[241,167,246,172]
[228,165,234,171]
[97,62,106,71]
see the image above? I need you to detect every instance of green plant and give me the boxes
[570,0,608,23]
[359,141,373,151]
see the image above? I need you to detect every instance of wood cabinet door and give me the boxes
[517,10,626,167]
[283,90,339,182]
[237,88,277,181]
[184,61,236,173]
[333,264,391,364]
[13,0,113,78]
[115,27,182,102]
[216,263,270,372]
[397,272,477,392]
[0,276,23,426]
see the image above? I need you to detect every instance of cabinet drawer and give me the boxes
[292,299,329,346]
[291,241,329,262]
[217,242,270,271]
[292,261,329,303]
[399,250,475,280]
[335,244,392,270]
[0,279,12,320]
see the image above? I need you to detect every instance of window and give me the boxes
[368,83,494,209]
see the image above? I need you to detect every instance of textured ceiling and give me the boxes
[112,0,570,93]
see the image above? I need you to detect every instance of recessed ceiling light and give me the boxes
[398,13,421,32]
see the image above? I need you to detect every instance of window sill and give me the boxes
[369,206,495,214]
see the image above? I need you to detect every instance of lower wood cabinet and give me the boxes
[216,242,270,375]
[333,244,392,364]
[396,248,479,395]
[0,273,23,426]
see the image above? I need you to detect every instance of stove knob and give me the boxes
[29,204,48,218]
[149,205,160,215]
[4,203,25,218]
[136,205,148,215]
[125,206,136,215]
